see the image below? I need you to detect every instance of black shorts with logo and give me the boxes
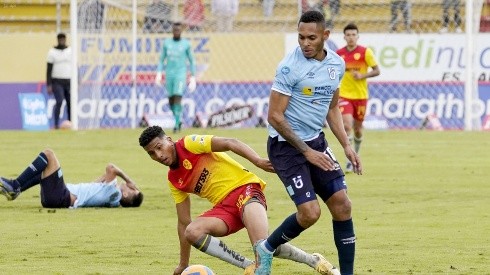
[40,168,71,208]
[267,131,346,205]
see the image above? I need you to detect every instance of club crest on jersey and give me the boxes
[354,53,361,60]
[281,66,290,75]
[183,159,192,170]
[328,67,336,80]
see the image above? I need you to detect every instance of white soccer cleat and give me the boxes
[312,253,341,275]
[243,262,255,275]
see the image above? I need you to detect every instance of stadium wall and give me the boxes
[1,33,489,130]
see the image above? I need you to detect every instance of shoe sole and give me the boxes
[0,184,14,200]
[312,253,339,275]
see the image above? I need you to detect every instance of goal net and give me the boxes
[71,0,488,130]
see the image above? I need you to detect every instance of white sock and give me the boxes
[274,243,316,268]
[193,234,253,268]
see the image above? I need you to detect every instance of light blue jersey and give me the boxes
[66,179,121,208]
[157,38,196,78]
[268,46,345,141]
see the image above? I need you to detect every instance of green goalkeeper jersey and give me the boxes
[157,37,196,78]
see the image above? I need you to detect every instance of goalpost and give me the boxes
[69,0,486,131]
[465,0,484,130]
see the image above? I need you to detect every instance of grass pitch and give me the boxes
[0,128,488,274]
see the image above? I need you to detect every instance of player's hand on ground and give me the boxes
[188,76,196,93]
[173,264,186,275]
[155,72,163,87]
[255,158,275,173]
[304,148,336,171]
[345,147,362,175]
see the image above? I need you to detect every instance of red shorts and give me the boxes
[199,183,266,236]
[339,97,368,121]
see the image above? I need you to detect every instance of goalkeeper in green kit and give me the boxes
[155,22,196,133]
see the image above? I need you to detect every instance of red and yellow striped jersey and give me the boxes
[167,135,266,205]
[336,45,378,99]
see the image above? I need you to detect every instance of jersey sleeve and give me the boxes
[183,135,213,154]
[157,41,167,73]
[168,181,189,204]
[271,59,297,96]
[365,48,378,68]
[186,40,196,76]
[47,49,54,63]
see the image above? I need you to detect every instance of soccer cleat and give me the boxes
[253,239,273,275]
[312,253,341,275]
[0,177,20,201]
[243,262,256,275]
[345,161,353,173]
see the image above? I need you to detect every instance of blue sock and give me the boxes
[333,219,356,275]
[265,213,305,251]
[16,152,48,190]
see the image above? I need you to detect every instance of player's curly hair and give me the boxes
[298,10,326,27]
[139,125,165,147]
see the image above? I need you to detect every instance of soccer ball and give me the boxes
[60,120,73,130]
[181,264,215,275]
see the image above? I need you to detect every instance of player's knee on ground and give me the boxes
[184,222,205,243]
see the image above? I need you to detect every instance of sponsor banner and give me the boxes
[1,33,282,83]
[0,83,29,129]
[75,82,270,129]
[1,82,489,130]
[482,115,490,130]
[207,104,254,128]
[18,93,49,131]
[285,33,490,82]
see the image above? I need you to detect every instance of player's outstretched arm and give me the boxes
[174,196,192,275]
[210,136,274,173]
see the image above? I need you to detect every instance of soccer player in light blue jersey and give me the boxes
[0,149,143,208]
[253,11,362,275]
[155,22,197,134]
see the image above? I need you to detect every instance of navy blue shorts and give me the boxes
[40,168,71,208]
[267,132,346,205]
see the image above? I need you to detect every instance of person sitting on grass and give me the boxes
[0,148,143,208]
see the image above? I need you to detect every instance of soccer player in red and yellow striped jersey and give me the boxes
[139,126,339,275]
[336,23,380,172]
